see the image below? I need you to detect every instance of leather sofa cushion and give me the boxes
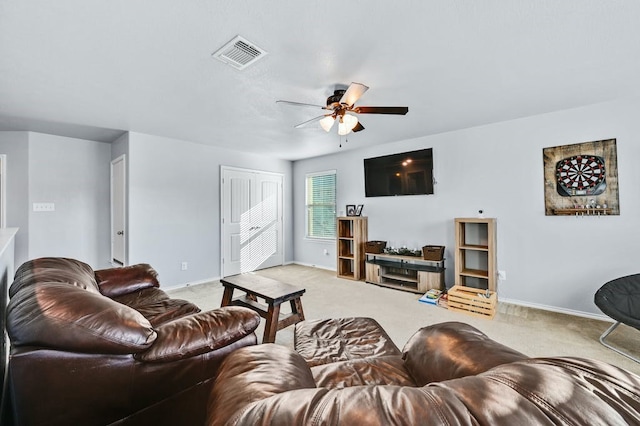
[7,282,157,353]
[208,344,640,426]
[295,317,401,367]
[310,355,416,388]
[10,257,100,297]
[402,322,528,385]
[95,263,160,297]
[113,287,201,326]
[208,344,316,425]
[135,307,261,362]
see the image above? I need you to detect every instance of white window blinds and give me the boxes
[305,171,336,239]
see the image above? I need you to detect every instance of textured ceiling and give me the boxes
[1,1,639,160]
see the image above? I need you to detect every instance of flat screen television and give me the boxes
[364,148,434,197]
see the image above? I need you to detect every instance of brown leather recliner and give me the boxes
[208,321,640,425]
[4,257,260,426]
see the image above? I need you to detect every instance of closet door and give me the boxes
[221,167,283,277]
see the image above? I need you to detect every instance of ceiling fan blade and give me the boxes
[354,106,409,115]
[352,122,365,133]
[293,114,327,128]
[276,100,328,109]
[339,82,369,107]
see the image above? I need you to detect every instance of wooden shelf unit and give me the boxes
[336,217,368,280]
[365,253,444,294]
[454,218,497,292]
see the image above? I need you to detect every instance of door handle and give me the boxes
[117,231,124,235]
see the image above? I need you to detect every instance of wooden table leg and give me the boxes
[263,303,281,343]
[290,297,305,322]
[221,286,234,307]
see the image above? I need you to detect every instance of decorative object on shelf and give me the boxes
[355,204,364,216]
[422,245,445,261]
[383,246,422,257]
[346,204,357,216]
[364,240,387,254]
[543,139,620,216]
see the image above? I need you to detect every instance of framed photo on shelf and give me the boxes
[355,204,363,216]
[346,204,356,216]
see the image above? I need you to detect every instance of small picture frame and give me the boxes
[346,204,357,216]
[355,204,364,216]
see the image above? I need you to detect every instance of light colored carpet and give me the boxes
[168,264,640,375]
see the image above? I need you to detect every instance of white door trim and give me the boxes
[110,154,127,266]
[220,166,285,277]
[0,154,6,228]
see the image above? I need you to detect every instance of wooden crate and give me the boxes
[447,285,497,319]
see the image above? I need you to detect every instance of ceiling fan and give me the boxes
[276,82,408,135]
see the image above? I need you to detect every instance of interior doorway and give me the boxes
[221,167,284,277]
[110,155,126,266]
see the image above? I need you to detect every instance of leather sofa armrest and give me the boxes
[134,307,260,362]
[402,321,528,385]
[207,344,316,423]
[95,264,160,297]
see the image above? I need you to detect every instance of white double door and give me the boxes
[221,167,284,277]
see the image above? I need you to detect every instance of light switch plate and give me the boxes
[33,202,55,212]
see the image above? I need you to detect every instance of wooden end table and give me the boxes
[220,273,306,344]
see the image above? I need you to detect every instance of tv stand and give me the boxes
[365,253,444,294]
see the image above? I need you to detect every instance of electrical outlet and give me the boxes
[498,270,507,280]
[181,262,188,271]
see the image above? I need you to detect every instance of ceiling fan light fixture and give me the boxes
[343,113,358,130]
[319,116,335,132]
[338,113,358,135]
[338,118,349,136]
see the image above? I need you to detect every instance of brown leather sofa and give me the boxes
[4,257,260,426]
[208,320,640,425]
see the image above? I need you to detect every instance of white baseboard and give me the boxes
[499,297,612,322]
[291,261,336,272]
[169,276,220,291]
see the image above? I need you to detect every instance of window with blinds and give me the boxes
[305,170,337,239]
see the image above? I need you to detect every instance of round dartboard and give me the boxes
[555,155,606,196]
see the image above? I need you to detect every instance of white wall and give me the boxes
[0,132,111,269]
[27,133,111,268]
[126,132,293,288]
[0,132,29,266]
[293,97,640,317]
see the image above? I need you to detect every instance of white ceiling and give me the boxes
[1,1,640,160]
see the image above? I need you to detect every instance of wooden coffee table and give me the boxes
[220,274,306,343]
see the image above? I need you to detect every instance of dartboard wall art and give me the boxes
[543,139,620,216]
[555,155,606,197]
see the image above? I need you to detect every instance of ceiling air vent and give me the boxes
[212,35,267,70]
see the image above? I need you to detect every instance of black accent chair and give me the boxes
[594,274,640,363]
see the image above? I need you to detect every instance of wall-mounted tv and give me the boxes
[364,148,434,197]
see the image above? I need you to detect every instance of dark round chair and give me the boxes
[594,273,640,363]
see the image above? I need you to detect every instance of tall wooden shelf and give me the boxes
[336,217,368,280]
[454,218,497,292]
